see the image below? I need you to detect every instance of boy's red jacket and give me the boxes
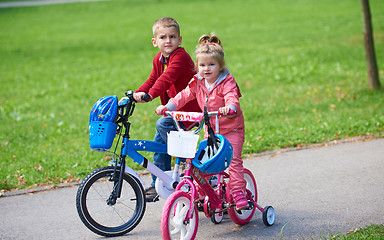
[137,47,200,113]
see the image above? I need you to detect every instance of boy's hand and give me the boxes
[156,105,169,115]
[133,92,148,103]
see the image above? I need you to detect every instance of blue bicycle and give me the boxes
[76,91,186,237]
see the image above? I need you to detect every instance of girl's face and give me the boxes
[197,55,221,84]
[152,26,182,56]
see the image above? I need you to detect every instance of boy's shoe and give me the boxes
[144,186,159,202]
[145,186,157,195]
[232,190,248,211]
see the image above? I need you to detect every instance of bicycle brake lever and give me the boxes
[118,98,129,106]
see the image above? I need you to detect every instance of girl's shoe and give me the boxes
[232,190,248,211]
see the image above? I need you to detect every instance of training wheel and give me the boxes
[262,206,275,226]
[210,209,224,224]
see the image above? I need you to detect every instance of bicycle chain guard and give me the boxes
[155,171,177,199]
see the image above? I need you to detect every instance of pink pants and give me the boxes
[222,128,246,194]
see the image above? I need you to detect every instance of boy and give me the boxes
[134,17,200,201]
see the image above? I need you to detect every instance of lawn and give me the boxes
[0,0,383,190]
[325,224,384,239]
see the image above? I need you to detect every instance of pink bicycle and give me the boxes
[161,108,275,240]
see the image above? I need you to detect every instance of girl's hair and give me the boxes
[195,34,225,73]
[152,17,180,37]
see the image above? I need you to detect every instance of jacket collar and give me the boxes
[158,47,181,64]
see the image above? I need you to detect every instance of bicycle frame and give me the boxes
[121,137,181,193]
[111,91,182,200]
[174,158,227,220]
[164,108,262,224]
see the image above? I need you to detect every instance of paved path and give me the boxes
[1,138,383,239]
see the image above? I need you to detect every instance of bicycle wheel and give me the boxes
[76,166,146,237]
[161,191,199,240]
[262,206,275,226]
[210,210,224,224]
[226,168,257,225]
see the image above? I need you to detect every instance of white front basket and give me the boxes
[167,131,199,158]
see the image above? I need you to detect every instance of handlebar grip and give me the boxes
[228,109,236,116]
[218,109,236,116]
[161,109,168,116]
[141,93,151,102]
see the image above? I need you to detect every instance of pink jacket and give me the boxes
[166,70,244,135]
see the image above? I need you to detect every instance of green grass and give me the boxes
[323,224,384,240]
[0,0,383,190]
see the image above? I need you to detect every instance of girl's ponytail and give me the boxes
[198,34,222,48]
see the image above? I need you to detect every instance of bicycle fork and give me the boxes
[106,156,126,206]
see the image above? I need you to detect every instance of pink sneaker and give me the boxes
[232,191,248,211]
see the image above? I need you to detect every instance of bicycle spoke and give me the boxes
[170,226,181,235]
[180,227,187,240]
[170,213,183,230]
[90,183,108,200]
[111,205,127,225]
[116,193,135,202]
[170,201,191,238]
[116,199,136,212]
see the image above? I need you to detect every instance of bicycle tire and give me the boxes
[262,206,275,226]
[161,191,199,240]
[76,166,146,237]
[226,168,257,225]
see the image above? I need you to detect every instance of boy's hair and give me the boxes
[195,34,226,73]
[152,17,180,37]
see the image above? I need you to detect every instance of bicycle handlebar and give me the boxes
[117,90,146,124]
[163,109,236,134]
[161,109,235,118]
[141,93,151,102]
[116,90,235,134]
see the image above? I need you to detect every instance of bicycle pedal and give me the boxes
[248,201,255,209]
[235,204,254,213]
[145,194,159,202]
[153,195,159,202]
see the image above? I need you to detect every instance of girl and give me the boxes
[156,34,248,210]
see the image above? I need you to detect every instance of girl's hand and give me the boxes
[219,106,231,116]
[156,105,169,115]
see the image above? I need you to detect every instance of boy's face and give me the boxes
[152,26,182,56]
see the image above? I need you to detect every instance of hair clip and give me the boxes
[202,43,216,46]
